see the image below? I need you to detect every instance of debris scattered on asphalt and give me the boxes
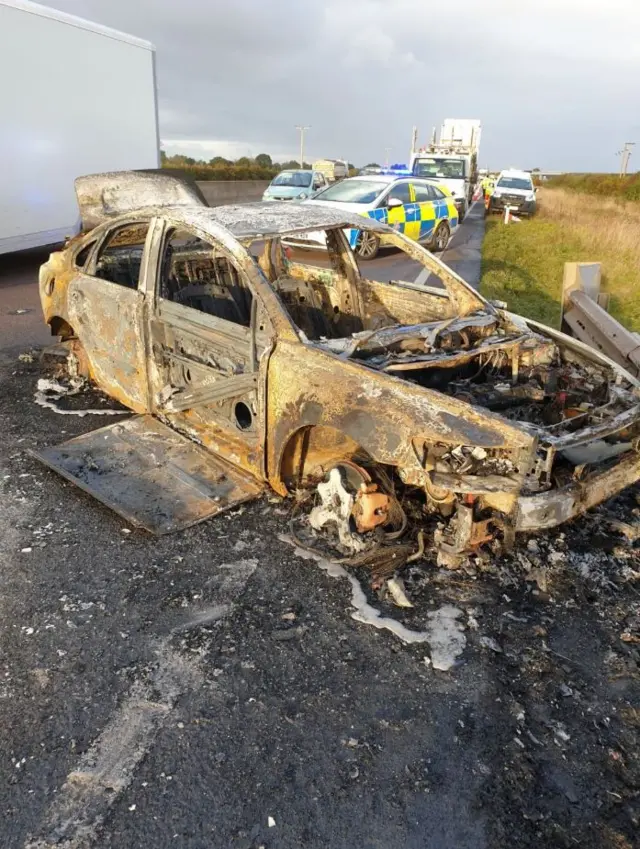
[281,534,433,646]
[386,576,414,608]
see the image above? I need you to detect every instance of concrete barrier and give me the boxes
[196,181,270,207]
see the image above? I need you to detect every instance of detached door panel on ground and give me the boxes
[33,416,263,534]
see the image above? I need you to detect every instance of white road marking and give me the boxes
[24,559,258,849]
[413,266,431,286]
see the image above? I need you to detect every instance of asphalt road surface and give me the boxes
[0,248,53,354]
[0,213,638,849]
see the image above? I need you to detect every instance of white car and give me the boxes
[298,174,460,259]
[488,169,537,216]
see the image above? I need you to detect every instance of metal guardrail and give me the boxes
[560,262,640,377]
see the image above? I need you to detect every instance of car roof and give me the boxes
[498,169,532,178]
[167,202,390,239]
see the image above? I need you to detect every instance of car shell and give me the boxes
[35,171,640,560]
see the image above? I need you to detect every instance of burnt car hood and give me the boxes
[316,310,640,455]
[75,170,207,231]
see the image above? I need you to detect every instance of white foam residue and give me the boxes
[34,378,127,417]
[281,534,466,665]
[425,605,466,671]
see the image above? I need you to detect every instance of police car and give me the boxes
[302,171,459,259]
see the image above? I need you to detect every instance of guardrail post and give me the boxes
[561,261,640,376]
[561,262,601,314]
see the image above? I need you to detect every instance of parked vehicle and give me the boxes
[35,171,640,569]
[302,174,459,259]
[313,159,349,183]
[488,169,537,216]
[0,0,159,254]
[262,170,328,202]
[410,118,481,220]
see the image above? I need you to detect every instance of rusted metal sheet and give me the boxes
[516,451,640,531]
[33,416,264,534]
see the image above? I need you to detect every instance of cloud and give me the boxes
[47,0,640,170]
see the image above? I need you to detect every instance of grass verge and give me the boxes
[480,188,640,331]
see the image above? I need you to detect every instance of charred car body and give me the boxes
[36,172,640,565]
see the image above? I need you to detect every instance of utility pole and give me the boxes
[618,141,635,177]
[295,125,310,168]
[384,147,392,169]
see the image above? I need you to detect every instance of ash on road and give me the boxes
[1,356,639,849]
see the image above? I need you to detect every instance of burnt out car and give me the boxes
[36,171,640,565]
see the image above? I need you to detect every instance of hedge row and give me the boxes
[162,163,279,181]
[546,172,640,202]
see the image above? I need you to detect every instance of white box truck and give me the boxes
[411,118,482,219]
[0,0,160,254]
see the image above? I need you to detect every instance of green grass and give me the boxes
[480,217,585,328]
[480,190,640,332]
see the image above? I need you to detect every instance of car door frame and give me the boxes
[141,215,275,481]
[410,181,439,244]
[65,214,155,413]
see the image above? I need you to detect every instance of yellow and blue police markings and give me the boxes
[346,182,459,250]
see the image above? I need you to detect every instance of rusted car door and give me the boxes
[66,218,153,412]
[146,222,270,481]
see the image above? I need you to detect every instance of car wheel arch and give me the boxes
[48,316,75,340]
[273,424,371,494]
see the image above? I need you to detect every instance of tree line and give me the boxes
[161,150,364,181]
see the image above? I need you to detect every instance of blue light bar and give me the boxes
[377,165,411,176]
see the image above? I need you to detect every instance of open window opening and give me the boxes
[257,228,455,345]
[160,229,253,327]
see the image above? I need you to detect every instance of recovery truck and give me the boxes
[410,119,481,220]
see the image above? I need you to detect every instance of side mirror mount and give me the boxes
[387,197,403,209]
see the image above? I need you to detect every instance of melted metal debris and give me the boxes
[281,534,466,668]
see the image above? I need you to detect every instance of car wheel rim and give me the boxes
[436,226,449,251]
[357,232,378,258]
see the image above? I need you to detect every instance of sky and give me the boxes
[48,0,640,172]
